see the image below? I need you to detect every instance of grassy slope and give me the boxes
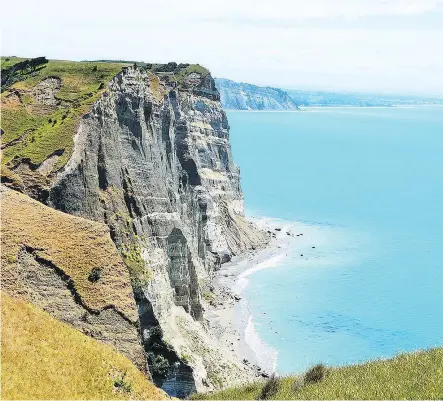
[195,348,443,400]
[1,292,168,400]
[1,188,137,320]
[1,57,124,171]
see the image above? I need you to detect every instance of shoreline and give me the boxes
[205,216,322,378]
[224,104,443,112]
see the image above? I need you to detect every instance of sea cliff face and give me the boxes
[1,59,268,397]
[215,77,298,110]
[43,65,268,396]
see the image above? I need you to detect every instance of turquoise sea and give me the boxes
[227,107,443,374]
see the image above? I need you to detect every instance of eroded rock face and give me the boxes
[32,77,61,105]
[49,66,268,396]
[0,186,146,371]
[9,246,146,370]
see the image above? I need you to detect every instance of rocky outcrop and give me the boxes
[215,77,299,110]
[47,66,269,396]
[32,77,61,106]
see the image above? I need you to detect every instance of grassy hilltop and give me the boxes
[193,348,443,400]
[1,57,124,171]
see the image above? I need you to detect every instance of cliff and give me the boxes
[1,58,269,397]
[215,77,299,110]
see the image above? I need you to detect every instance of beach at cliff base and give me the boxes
[205,216,329,377]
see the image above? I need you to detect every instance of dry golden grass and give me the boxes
[1,292,168,400]
[0,188,137,321]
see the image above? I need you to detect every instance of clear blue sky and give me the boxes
[1,0,442,95]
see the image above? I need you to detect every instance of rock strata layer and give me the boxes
[46,66,269,396]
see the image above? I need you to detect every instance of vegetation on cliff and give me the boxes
[1,57,124,173]
[1,188,137,320]
[1,292,168,400]
[193,348,443,400]
[0,57,213,195]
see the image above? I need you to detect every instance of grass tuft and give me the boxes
[114,372,133,393]
[304,363,327,384]
[258,374,281,400]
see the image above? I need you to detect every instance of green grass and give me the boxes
[0,104,48,144]
[1,59,124,172]
[193,348,443,400]
[1,56,28,69]
[174,64,210,84]
[148,63,210,86]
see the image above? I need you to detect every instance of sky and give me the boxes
[1,0,443,95]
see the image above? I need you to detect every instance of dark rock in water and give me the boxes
[234,295,241,301]
[243,359,249,364]
[312,246,315,248]
[275,228,282,231]
[300,254,303,257]
[286,232,291,236]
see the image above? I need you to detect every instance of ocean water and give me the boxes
[227,107,443,374]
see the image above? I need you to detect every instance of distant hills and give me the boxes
[215,77,443,110]
[286,89,443,107]
[215,78,298,110]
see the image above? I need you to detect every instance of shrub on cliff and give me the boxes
[290,363,327,393]
[304,363,327,384]
[147,352,170,379]
[258,374,281,400]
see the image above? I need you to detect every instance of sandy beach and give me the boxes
[205,216,327,377]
